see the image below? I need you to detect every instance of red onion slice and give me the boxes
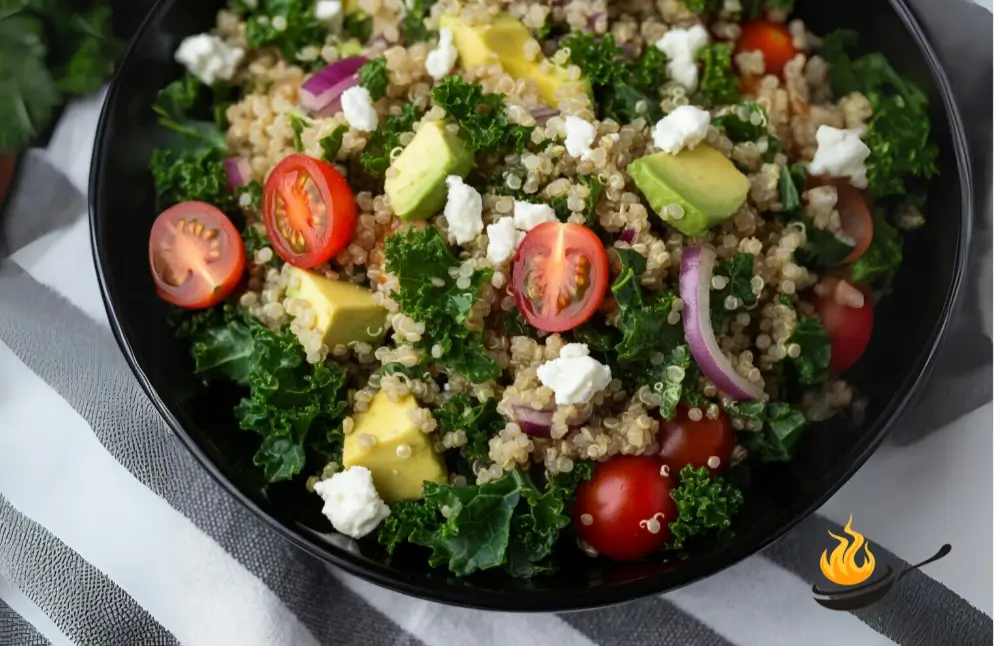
[529,105,560,126]
[512,406,555,437]
[679,246,764,401]
[619,228,636,244]
[224,157,252,191]
[299,57,368,116]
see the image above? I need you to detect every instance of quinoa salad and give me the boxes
[148,0,937,575]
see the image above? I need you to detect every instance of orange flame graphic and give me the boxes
[820,515,876,586]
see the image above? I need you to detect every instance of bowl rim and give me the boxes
[88,0,973,612]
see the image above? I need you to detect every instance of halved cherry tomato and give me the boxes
[512,221,609,332]
[574,455,677,561]
[263,153,357,268]
[148,201,245,309]
[814,278,875,374]
[736,21,798,77]
[808,177,875,264]
[657,405,735,477]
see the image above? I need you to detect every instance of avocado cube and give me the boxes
[628,144,751,237]
[285,267,387,348]
[343,391,448,502]
[384,120,474,221]
[441,13,590,107]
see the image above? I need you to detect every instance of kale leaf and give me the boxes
[377,498,442,555]
[550,176,602,226]
[697,43,741,106]
[611,249,682,362]
[819,31,938,198]
[289,113,308,152]
[320,124,349,163]
[383,227,500,383]
[710,253,758,330]
[239,0,330,69]
[782,165,856,269]
[233,323,349,482]
[360,101,422,177]
[745,402,807,462]
[358,56,389,101]
[433,394,505,467]
[850,210,903,290]
[401,0,438,44]
[342,11,373,42]
[712,101,781,160]
[785,317,831,386]
[431,76,532,155]
[667,465,744,550]
[191,316,255,384]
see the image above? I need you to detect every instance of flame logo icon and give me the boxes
[820,515,875,586]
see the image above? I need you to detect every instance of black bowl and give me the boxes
[89,0,972,611]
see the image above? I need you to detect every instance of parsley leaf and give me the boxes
[53,6,121,96]
[383,227,500,383]
[746,402,806,462]
[785,317,831,386]
[319,124,349,162]
[358,56,389,101]
[431,76,532,154]
[360,101,421,176]
[850,210,903,289]
[667,465,744,550]
[697,43,741,106]
[710,253,758,330]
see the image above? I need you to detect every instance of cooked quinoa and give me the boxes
[151,0,937,576]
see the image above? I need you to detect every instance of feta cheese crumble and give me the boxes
[513,201,557,231]
[341,86,379,132]
[313,466,391,539]
[444,176,484,244]
[536,343,613,405]
[652,105,711,155]
[315,0,342,20]
[564,116,597,159]
[425,28,459,81]
[654,25,710,91]
[174,34,245,86]
[486,217,518,263]
[807,126,872,189]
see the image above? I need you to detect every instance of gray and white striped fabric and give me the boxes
[1,1,991,643]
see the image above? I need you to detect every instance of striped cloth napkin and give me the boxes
[1,1,991,643]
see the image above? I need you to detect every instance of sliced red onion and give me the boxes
[512,406,555,438]
[529,105,560,126]
[299,57,368,117]
[224,157,251,191]
[619,228,636,244]
[679,246,764,401]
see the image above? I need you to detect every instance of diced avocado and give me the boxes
[384,120,474,221]
[440,13,589,107]
[343,391,448,502]
[628,144,751,237]
[285,267,387,348]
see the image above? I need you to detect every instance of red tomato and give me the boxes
[148,201,245,309]
[736,21,798,77]
[574,455,677,561]
[815,282,875,374]
[263,153,357,268]
[512,221,609,332]
[657,405,735,476]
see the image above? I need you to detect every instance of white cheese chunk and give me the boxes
[651,105,711,155]
[341,86,379,132]
[564,116,598,160]
[315,0,342,20]
[444,176,484,244]
[513,201,557,231]
[425,28,459,80]
[536,343,613,405]
[174,34,245,86]
[807,126,872,189]
[486,216,518,264]
[313,466,391,539]
[654,25,710,91]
